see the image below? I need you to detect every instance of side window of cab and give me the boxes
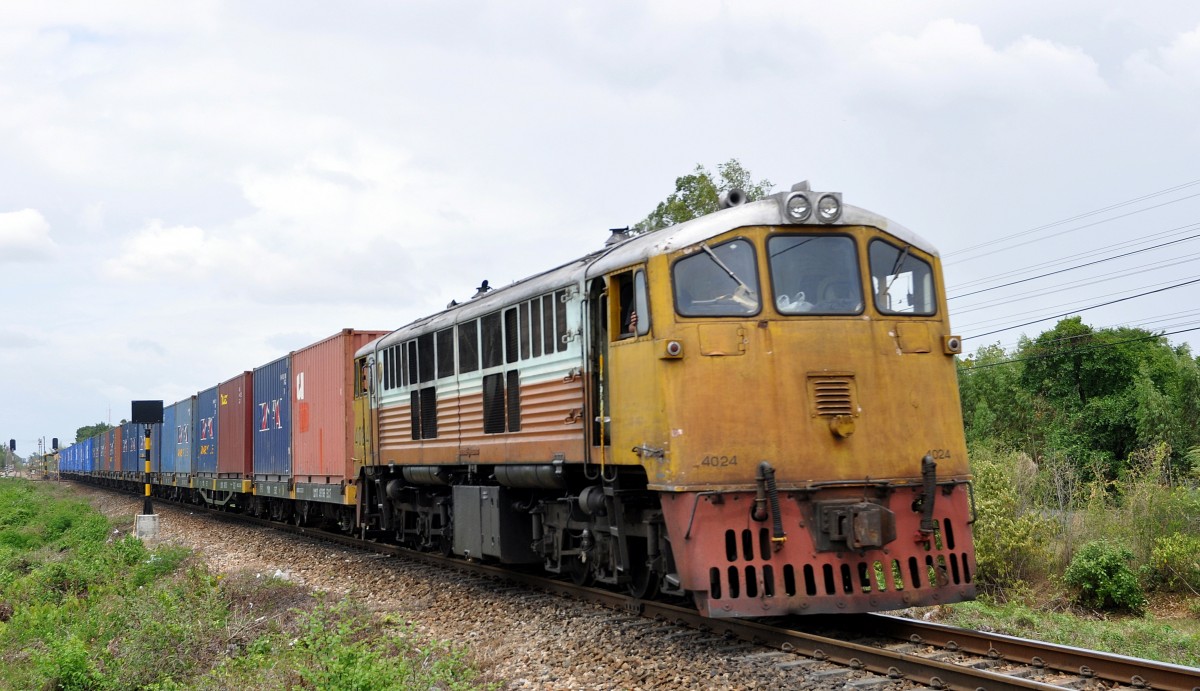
[611,269,651,340]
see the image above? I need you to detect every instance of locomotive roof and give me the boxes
[586,193,936,278]
[359,190,937,356]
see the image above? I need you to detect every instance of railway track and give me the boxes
[115,486,1200,691]
[188,506,1198,690]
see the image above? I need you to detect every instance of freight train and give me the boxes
[59,182,976,617]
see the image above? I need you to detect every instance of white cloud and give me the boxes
[1,1,219,35]
[849,19,1108,108]
[79,202,105,235]
[1124,23,1200,88]
[0,209,56,263]
[0,328,39,349]
[102,220,212,281]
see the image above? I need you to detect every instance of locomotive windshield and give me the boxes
[869,239,936,315]
[673,239,760,316]
[768,235,863,314]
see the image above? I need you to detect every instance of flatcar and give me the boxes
[60,181,976,618]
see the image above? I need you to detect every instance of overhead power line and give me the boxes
[949,228,1200,300]
[944,178,1200,261]
[960,326,1200,371]
[951,220,1200,291]
[952,252,1200,319]
[962,275,1200,341]
[965,308,1200,353]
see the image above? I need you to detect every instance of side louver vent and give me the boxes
[808,374,856,417]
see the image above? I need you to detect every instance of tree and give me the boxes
[634,159,773,233]
[957,342,1032,448]
[76,422,113,442]
[962,317,1200,479]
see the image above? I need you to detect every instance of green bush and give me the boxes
[1064,540,1146,613]
[1112,449,1200,564]
[968,444,1054,591]
[1149,533,1200,593]
[42,636,102,691]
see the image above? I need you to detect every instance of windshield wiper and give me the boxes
[700,242,756,299]
[884,244,911,296]
[697,242,757,309]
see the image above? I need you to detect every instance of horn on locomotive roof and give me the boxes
[471,280,492,299]
[605,227,631,247]
[718,188,746,209]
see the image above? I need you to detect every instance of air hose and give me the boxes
[919,455,937,535]
[755,461,787,549]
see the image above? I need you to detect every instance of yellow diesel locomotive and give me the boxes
[352,182,976,617]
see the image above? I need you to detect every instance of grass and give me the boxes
[933,592,1200,667]
[0,479,493,690]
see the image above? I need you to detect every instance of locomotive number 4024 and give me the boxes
[700,455,737,467]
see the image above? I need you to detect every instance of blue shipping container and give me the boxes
[121,422,162,473]
[80,437,94,473]
[121,422,137,472]
[162,397,196,475]
[91,436,101,473]
[252,355,292,478]
[195,386,219,475]
[161,404,176,472]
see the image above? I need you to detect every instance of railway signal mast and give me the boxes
[131,400,163,538]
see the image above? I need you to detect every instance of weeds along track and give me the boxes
[87,482,1200,691]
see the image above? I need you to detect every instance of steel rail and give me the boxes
[859,613,1200,691]
[632,602,1065,691]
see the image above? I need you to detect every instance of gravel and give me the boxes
[73,483,906,690]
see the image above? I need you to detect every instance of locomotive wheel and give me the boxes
[625,539,659,599]
[626,564,659,599]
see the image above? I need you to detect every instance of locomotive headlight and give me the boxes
[817,193,842,223]
[784,193,812,222]
[943,335,963,355]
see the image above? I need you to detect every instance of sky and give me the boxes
[4,1,1200,453]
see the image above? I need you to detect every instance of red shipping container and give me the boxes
[292,329,387,482]
[217,371,254,477]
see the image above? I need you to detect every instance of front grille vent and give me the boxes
[808,374,855,417]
